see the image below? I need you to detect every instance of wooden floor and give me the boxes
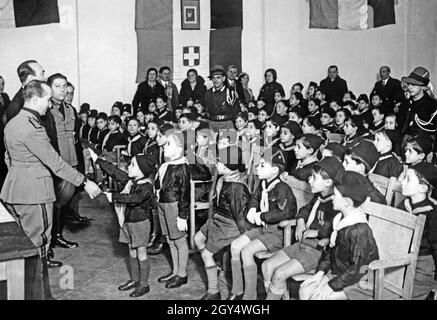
[49,192,234,300]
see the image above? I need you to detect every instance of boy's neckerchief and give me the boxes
[158,156,188,188]
[128,133,143,156]
[215,171,247,205]
[295,156,317,170]
[280,142,295,152]
[260,177,282,213]
[330,209,368,248]
[403,198,434,215]
[101,130,118,150]
[306,194,334,229]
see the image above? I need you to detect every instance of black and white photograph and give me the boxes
[0,0,437,311]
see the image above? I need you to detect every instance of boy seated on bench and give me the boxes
[399,163,437,300]
[299,171,379,300]
[229,148,297,301]
[194,145,253,301]
[262,157,344,300]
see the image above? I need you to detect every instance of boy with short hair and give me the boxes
[156,94,177,125]
[299,171,379,300]
[229,150,297,300]
[263,157,344,300]
[289,134,323,182]
[405,134,433,167]
[355,94,372,128]
[101,115,128,161]
[369,106,385,133]
[288,107,305,125]
[372,130,403,178]
[95,112,109,151]
[156,133,191,289]
[279,121,302,175]
[320,107,337,134]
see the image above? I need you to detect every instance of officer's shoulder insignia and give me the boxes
[28,118,42,129]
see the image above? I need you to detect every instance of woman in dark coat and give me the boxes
[132,68,166,112]
[179,69,207,107]
[258,69,285,106]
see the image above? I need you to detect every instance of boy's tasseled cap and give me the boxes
[349,139,379,171]
[135,154,157,177]
[302,134,324,151]
[408,133,434,156]
[411,162,437,189]
[335,171,371,206]
[325,142,347,160]
[316,156,345,182]
[217,145,245,172]
[282,121,303,138]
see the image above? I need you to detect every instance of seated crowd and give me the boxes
[0,62,437,300]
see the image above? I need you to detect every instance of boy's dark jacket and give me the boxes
[249,178,297,224]
[157,162,191,219]
[127,132,148,157]
[96,158,154,223]
[317,223,379,291]
[103,130,128,152]
[372,152,403,179]
[296,195,338,239]
[400,198,437,280]
[215,181,254,234]
[95,128,109,151]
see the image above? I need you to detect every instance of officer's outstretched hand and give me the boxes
[84,180,102,199]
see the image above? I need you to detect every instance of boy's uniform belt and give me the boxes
[210,115,232,122]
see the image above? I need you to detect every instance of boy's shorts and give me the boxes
[281,242,322,272]
[158,202,187,240]
[119,220,150,248]
[244,224,283,253]
[200,214,241,254]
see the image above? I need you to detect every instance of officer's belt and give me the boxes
[210,115,233,122]
[11,159,46,168]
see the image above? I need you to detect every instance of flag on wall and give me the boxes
[309,0,395,30]
[135,0,242,84]
[0,0,60,29]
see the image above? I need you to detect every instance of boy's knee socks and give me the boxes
[167,239,179,275]
[242,264,258,300]
[231,259,244,296]
[206,265,218,294]
[175,237,188,278]
[129,257,140,282]
[139,258,151,286]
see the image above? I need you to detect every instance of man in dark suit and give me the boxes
[4,60,46,125]
[0,76,11,110]
[319,65,348,104]
[226,65,246,105]
[370,66,403,113]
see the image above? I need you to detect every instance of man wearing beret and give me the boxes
[205,65,241,134]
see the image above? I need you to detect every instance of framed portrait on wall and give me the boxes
[181,0,200,30]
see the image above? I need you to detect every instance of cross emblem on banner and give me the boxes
[183,46,200,67]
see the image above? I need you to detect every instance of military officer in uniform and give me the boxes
[1,80,101,299]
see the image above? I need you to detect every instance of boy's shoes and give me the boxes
[47,258,63,269]
[129,284,150,298]
[118,280,139,291]
[227,293,243,300]
[157,272,176,283]
[148,242,164,255]
[165,275,188,289]
[200,292,221,300]
[147,233,159,248]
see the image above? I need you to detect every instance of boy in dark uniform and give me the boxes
[155,94,177,125]
[299,171,379,300]
[289,134,323,182]
[320,107,337,134]
[342,116,371,149]
[372,130,403,178]
[369,105,385,133]
[229,150,297,300]
[279,121,302,175]
[355,94,373,129]
[399,163,437,299]
[101,115,128,157]
[94,112,109,151]
[194,145,253,300]
[94,152,157,298]
[263,157,344,299]
[125,118,148,157]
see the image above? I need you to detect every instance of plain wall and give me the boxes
[1,0,436,113]
[243,0,437,99]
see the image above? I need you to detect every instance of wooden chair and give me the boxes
[326,133,345,144]
[368,173,397,205]
[361,201,425,300]
[189,168,218,250]
[386,179,406,208]
[293,202,425,300]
